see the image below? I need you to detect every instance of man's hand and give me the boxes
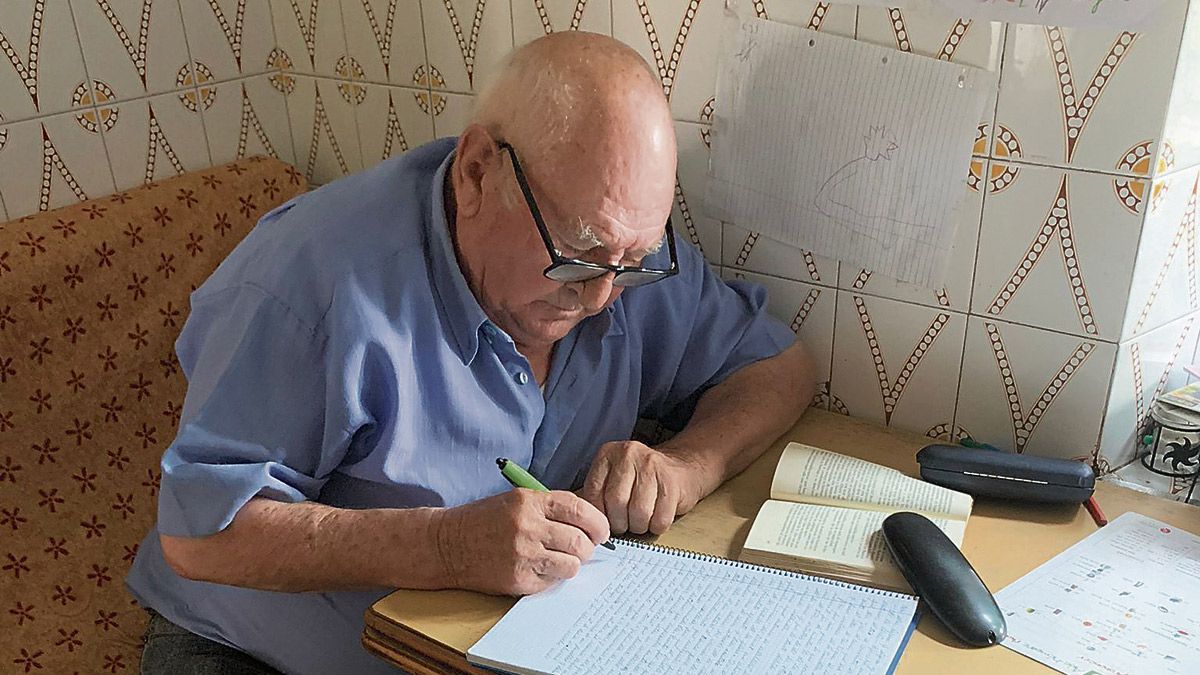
[578,441,713,536]
[433,489,610,596]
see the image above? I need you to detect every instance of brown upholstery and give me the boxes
[0,157,307,673]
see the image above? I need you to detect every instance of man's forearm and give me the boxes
[660,341,816,497]
[160,498,451,592]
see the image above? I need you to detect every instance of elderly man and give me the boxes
[127,32,814,675]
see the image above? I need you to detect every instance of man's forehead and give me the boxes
[558,215,665,250]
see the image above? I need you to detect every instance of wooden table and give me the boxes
[362,409,1200,673]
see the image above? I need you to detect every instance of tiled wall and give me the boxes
[0,1,294,219]
[3,1,1198,494]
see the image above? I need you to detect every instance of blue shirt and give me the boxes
[126,138,795,674]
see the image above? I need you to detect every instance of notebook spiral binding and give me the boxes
[613,538,912,599]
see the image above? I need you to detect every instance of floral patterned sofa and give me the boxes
[0,157,307,673]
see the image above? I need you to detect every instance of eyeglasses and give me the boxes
[497,141,678,288]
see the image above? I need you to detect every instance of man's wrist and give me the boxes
[431,506,464,589]
[656,443,723,504]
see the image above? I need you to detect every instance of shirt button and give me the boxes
[514,371,529,385]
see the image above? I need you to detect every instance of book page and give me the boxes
[744,500,966,571]
[468,540,918,675]
[771,443,971,519]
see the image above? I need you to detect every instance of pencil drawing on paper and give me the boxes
[813,126,933,248]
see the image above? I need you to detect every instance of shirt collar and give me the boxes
[425,146,490,365]
[424,142,626,365]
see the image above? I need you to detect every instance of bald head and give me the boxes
[472,32,675,186]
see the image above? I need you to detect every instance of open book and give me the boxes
[740,443,972,592]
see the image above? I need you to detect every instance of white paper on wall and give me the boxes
[705,8,994,288]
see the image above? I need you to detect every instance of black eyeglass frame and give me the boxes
[497,141,679,287]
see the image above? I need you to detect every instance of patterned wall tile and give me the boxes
[0,0,92,121]
[421,0,514,93]
[1099,312,1199,473]
[356,85,436,167]
[1160,0,1200,173]
[341,0,428,86]
[0,112,116,218]
[725,268,836,410]
[101,92,213,191]
[836,163,984,312]
[287,75,362,184]
[70,0,193,99]
[178,0,278,83]
[613,0,855,125]
[1123,166,1200,340]
[993,2,1187,174]
[971,162,1145,341]
[831,293,967,436]
[513,0,612,46]
[268,0,347,76]
[722,225,838,288]
[202,75,296,167]
[675,120,720,266]
[955,316,1117,460]
[429,90,473,137]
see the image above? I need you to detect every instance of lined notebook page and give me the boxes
[467,540,919,675]
[705,7,994,288]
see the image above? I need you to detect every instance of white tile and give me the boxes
[1099,313,1200,474]
[955,316,1116,460]
[341,0,428,85]
[971,163,1144,341]
[836,162,984,312]
[613,0,854,125]
[1160,0,1200,174]
[268,0,347,76]
[512,0,612,47]
[856,6,1000,70]
[202,74,296,167]
[0,0,92,120]
[421,0,513,93]
[725,268,835,409]
[71,0,192,98]
[287,75,362,184]
[675,120,721,266]
[429,90,473,138]
[722,225,838,287]
[993,4,1186,174]
[101,92,213,190]
[179,0,277,82]
[1123,165,1200,339]
[356,84,436,168]
[0,112,116,218]
[831,293,967,436]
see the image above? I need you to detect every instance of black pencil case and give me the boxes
[916,444,1095,504]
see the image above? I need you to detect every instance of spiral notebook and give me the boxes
[467,539,920,674]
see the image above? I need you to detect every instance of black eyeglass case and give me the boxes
[916,444,1095,504]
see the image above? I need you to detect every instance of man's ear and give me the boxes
[453,124,498,219]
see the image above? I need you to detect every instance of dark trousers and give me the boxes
[141,610,282,675]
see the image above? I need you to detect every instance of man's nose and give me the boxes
[577,273,616,310]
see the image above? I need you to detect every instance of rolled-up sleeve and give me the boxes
[157,286,362,538]
[638,242,796,429]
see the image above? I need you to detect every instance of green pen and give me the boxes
[496,457,616,550]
